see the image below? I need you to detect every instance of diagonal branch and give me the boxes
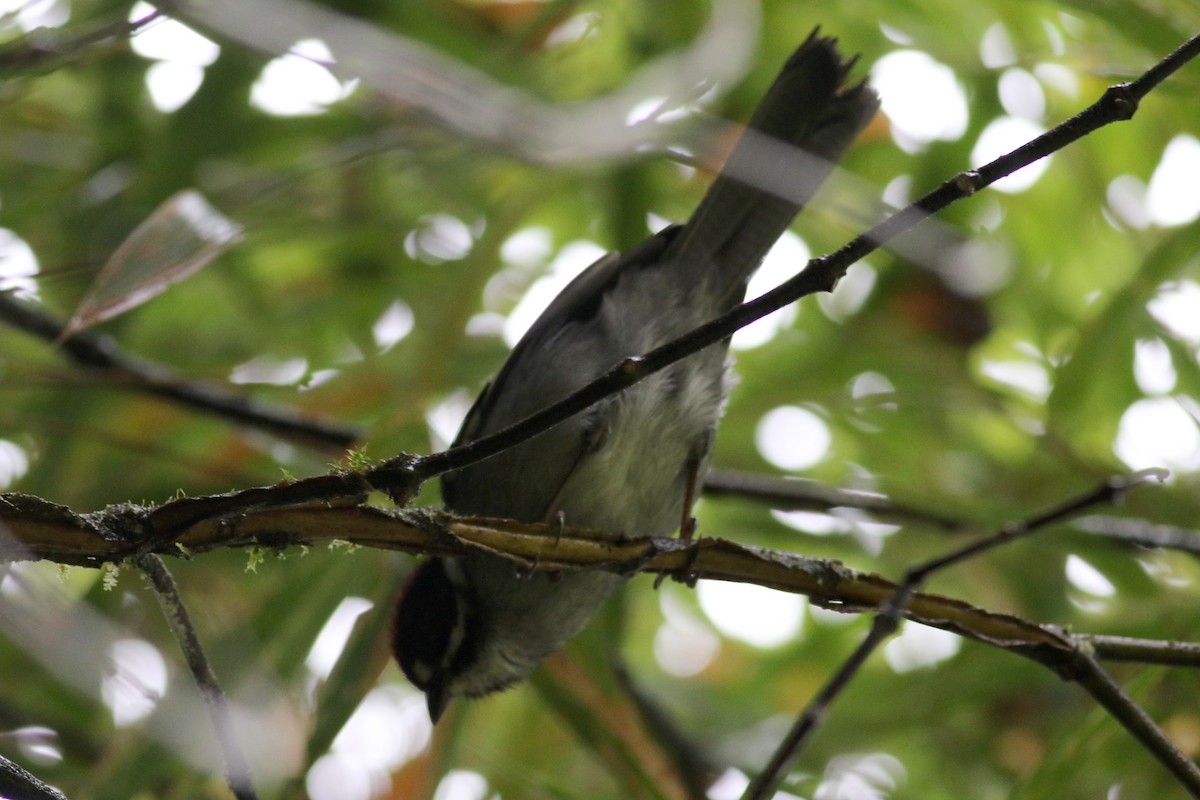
[390,31,1200,490]
[0,475,1164,666]
[740,468,1196,799]
[0,290,360,454]
[702,469,961,528]
[0,7,161,76]
[7,471,1200,790]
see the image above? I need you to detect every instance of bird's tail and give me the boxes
[665,31,879,307]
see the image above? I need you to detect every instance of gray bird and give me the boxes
[392,32,879,722]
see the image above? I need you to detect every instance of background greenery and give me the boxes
[3,0,1200,798]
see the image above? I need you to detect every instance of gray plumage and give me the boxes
[393,32,880,720]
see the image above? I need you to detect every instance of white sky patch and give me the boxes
[810,604,861,628]
[818,262,876,322]
[998,68,1046,120]
[1114,397,1200,473]
[10,726,60,765]
[972,117,1050,193]
[502,239,607,346]
[464,311,505,337]
[404,214,476,264]
[0,439,30,490]
[1148,280,1200,345]
[544,11,599,48]
[144,62,205,113]
[850,370,896,404]
[772,508,898,556]
[772,509,853,536]
[697,580,804,648]
[1147,135,1200,227]
[1041,18,1066,56]
[882,174,911,209]
[305,597,373,681]
[1133,338,1176,395]
[980,23,1016,68]
[372,299,414,352]
[707,769,752,800]
[883,621,961,672]
[0,228,40,296]
[425,389,472,452]
[1,0,68,31]
[655,590,720,677]
[306,754,373,800]
[250,39,356,117]
[755,405,832,470]
[1065,554,1116,598]
[432,770,491,800]
[1033,63,1080,99]
[129,4,219,63]
[978,358,1050,401]
[499,226,554,270]
[817,753,906,800]
[340,686,430,790]
[626,95,670,126]
[1107,174,1150,230]
[230,355,308,385]
[731,231,806,350]
[300,371,338,393]
[307,683,432,800]
[102,638,168,727]
[871,50,968,151]
[129,3,220,112]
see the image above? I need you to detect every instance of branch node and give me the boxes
[805,256,842,293]
[619,355,647,377]
[1102,82,1139,120]
[954,170,982,195]
[369,453,424,504]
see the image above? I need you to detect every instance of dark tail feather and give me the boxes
[665,31,879,306]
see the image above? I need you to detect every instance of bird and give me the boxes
[391,31,879,723]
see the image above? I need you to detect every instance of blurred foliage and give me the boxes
[2,0,1200,799]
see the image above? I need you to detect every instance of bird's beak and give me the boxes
[426,682,450,723]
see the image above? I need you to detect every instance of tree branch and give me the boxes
[741,468,1187,799]
[0,291,361,455]
[0,752,70,800]
[391,31,1200,490]
[702,469,961,528]
[0,7,161,76]
[0,477,1168,668]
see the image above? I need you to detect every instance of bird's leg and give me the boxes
[678,431,712,542]
[678,459,702,543]
[656,433,711,589]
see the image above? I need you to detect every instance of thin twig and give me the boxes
[0,291,360,455]
[392,32,1200,490]
[0,8,161,75]
[50,33,1199,538]
[0,488,1125,661]
[739,610,901,800]
[908,469,1168,582]
[136,555,259,800]
[1088,635,1200,667]
[702,469,961,528]
[1074,514,1200,555]
[1070,653,1200,795]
